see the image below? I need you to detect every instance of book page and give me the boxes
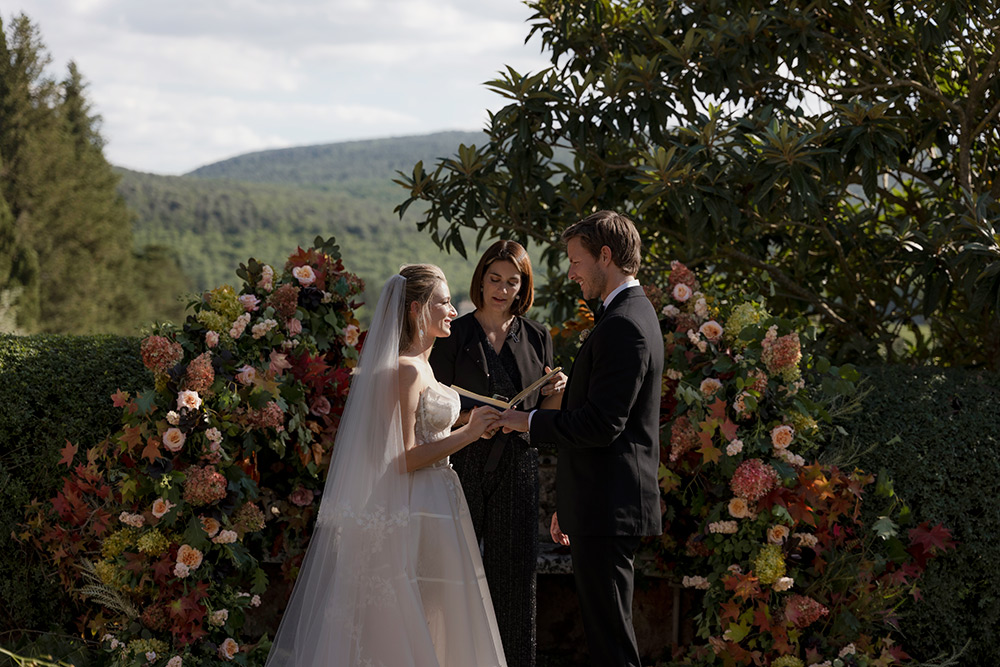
[451,366,562,410]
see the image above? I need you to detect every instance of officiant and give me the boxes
[430,240,566,667]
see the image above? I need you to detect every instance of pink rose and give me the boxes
[205,331,219,348]
[698,320,724,342]
[310,395,331,416]
[238,294,260,312]
[672,283,692,302]
[289,486,315,507]
[286,318,303,336]
[236,365,256,385]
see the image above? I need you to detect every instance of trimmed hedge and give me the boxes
[823,365,1000,666]
[0,334,150,635]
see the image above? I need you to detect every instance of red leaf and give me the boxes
[908,522,956,554]
[111,389,130,408]
[59,440,78,467]
[720,418,739,441]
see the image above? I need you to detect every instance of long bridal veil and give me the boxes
[265,274,439,666]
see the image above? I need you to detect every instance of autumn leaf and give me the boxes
[719,418,739,441]
[111,389,130,408]
[58,440,78,467]
[908,522,956,554]
[708,397,727,420]
[141,437,162,463]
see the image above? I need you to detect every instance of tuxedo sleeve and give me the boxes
[530,315,648,449]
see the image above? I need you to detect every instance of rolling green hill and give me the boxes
[118,131,490,318]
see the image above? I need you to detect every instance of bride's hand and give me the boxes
[466,406,500,439]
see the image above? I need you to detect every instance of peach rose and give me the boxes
[218,638,239,661]
[728,497,751,519]
[672,283,692,302]
[286,318,303,336]
[698,320,724,342]
[173,562,190,578]
[700,378,723,397]
[177,544,204,570]
[292,265,316,286]
[162,427,186,452]
[344,324,360,346]
[770,424,795,450]
[209,609,229,626]
[200,516,221,538]
[176,390,202,411]
[767,524,790,544]
[205,330,219,348]
[151,498,176,519]
[213,530,238,544]
[773,576,794,592]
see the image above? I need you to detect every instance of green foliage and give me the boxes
[822,365,1000,666]
[0,334,150,635]
[396,0,1000,368]
[0,13,190,335]
[116,133,491,320]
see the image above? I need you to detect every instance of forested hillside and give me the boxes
[118,131,489,313]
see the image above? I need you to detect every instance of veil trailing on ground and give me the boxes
[265,274,439,666]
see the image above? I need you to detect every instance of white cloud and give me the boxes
[8,0,551,173]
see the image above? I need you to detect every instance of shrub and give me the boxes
[0,334,150,636]
[823,365,1000,666]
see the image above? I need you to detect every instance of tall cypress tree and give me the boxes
[1,13,188,333]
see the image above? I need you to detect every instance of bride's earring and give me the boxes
[419,328,425,338]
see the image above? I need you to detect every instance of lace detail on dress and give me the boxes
[324,504,410,552]
[415,382,460,449]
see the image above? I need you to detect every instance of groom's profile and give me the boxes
[499,210,663,667]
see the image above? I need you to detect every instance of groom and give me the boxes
[499,210,663,667]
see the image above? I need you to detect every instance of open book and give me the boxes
[451,366,563,410]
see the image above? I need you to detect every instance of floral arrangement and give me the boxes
[24,237,365,666]
[644,262,955,666]
[550,261,956,665]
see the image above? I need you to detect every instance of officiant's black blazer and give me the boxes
[430,312,555,413]
[530,286,664,537]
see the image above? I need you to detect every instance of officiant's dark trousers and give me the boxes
[570,535,642,667]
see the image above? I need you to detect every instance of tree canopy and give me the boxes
[396,0,1000,368]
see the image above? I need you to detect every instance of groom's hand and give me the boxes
[497,409,529,434]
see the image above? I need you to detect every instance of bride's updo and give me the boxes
[398,263,446,351]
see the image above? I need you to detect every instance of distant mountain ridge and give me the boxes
[185,130,487,189]
[117,130,489,316]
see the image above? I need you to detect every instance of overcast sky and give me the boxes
[7,0,551,175]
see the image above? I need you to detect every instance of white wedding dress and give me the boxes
[264,275,505,667]
[409,382,507,667]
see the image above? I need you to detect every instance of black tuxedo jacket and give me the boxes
[429,312,555,413]
[530,286,664,537]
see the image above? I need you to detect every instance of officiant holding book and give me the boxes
[429,240,566,667]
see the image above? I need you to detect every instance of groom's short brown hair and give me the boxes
[561,210,642,276]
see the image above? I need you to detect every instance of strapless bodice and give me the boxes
[415,382,460,455]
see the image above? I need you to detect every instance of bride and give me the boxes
[265,264,507,667]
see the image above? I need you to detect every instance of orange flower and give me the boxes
[177,544,204,570]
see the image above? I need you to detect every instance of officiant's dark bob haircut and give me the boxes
[562,210,642,276]
[469,240,535,317]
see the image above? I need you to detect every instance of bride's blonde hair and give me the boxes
[398,264,446,351]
